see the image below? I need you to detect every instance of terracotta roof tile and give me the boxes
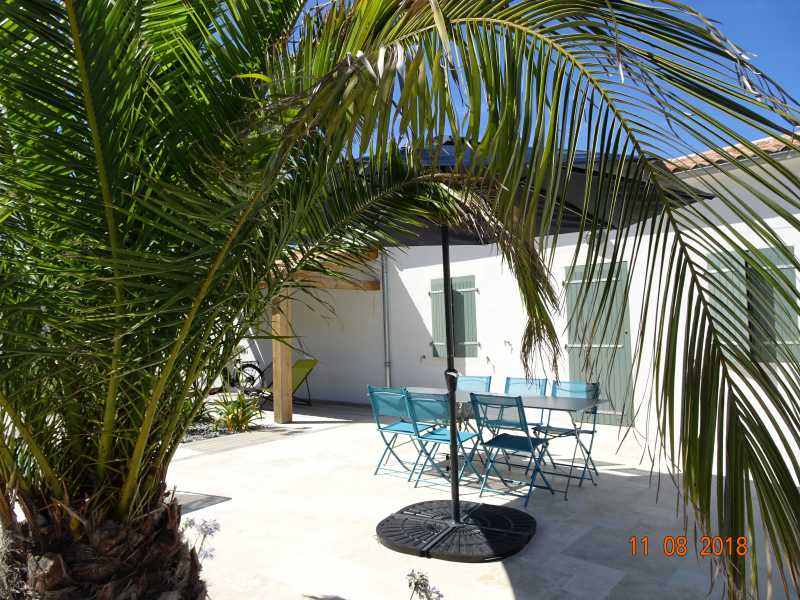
[666,132,800,172]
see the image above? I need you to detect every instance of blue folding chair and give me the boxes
[504,377,548,426]
[501,377,549,468]
[455,375,491,432]
[470,393,552,507]
[367,385,431,475]
[457,375,492,392]
[406,391,481,487]
[535,381,600,493]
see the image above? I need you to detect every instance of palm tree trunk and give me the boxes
[5,500,205,600]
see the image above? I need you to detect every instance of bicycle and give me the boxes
[238,361,272,394]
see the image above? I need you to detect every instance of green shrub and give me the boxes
[214,393,262,433]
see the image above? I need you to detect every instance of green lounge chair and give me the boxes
[256,358,317,408]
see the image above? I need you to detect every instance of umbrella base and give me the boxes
[376,500,536,562]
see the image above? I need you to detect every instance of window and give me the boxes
[708,247,800,362]
[430,275,478,358]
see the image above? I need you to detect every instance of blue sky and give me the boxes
[686,0,800,101]
[677,1,800,144]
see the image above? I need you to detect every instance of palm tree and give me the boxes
[0,3,547,596]
[0,1,798,598]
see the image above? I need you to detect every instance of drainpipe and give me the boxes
[380,254,392,387]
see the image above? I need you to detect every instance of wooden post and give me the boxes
[271,298,292,424]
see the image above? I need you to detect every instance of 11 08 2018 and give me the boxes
[629,535,750,557]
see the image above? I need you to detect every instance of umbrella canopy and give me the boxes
[389,140,710,244]
[384,218,490,246]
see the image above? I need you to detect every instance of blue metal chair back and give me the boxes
[367,385,408,427]
[551,381,599,399]
[470,393,529,433]
[457,375,492,392]
[406,391,449,436]
[504,377,547,396]
[551,381,600,415]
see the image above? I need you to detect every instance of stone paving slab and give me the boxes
[167,402,780,599]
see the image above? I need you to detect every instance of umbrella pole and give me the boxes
[375,225,537,561]
[440,225,461,524]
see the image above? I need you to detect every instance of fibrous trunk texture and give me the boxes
[3,499,206,600]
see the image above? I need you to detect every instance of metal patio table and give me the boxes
[406,387,602,498]
[405,387,600,414]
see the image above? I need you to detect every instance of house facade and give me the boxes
[246,136,800,434]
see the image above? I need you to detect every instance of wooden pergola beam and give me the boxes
[295,271,380,291]
[271,299,292,424]
[261,248,381,290]
[258,273,380,291]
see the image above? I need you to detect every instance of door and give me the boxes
[565,262,633,426]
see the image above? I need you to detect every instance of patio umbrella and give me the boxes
[375,143,709,562]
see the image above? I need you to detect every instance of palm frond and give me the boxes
[262,1,800,595]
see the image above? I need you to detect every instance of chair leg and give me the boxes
[576,437,597,487]
[457,440,474,480]
[523,452,535,475]
[544,445,557,469]
[535,445,553,493]
[537,444,548,468]
[479,448,500,497]
[458,438,482,481]
[581,431,599,479]
[487,448,514,489]
[376,431,408,473]
[414,442,448,487]
[500,449,513,471]
[413,442,432,488]
[407,439,425,482]
[524,470,536,507]
[374,434,393,475]
[524,444,553,507]
[564,431,584,500]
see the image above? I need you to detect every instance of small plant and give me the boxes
[181,518,220,563]
[407,570,443,600]
[214,391,262,432]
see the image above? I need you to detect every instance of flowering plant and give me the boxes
[181,518,221,562]
[407,570,443,600]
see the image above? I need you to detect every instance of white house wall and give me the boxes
[292,289,385,405]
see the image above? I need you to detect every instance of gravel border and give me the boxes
[182,422,269,444]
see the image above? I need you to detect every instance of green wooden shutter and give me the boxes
[453,276,478,358]
[747,247,799,363]
[772,249,800,361]
[430,276,477,358]
[431,279,445,357]
[707,247,799,363]
[707,251,749,356]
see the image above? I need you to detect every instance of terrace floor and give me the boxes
[168,402,734,600]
